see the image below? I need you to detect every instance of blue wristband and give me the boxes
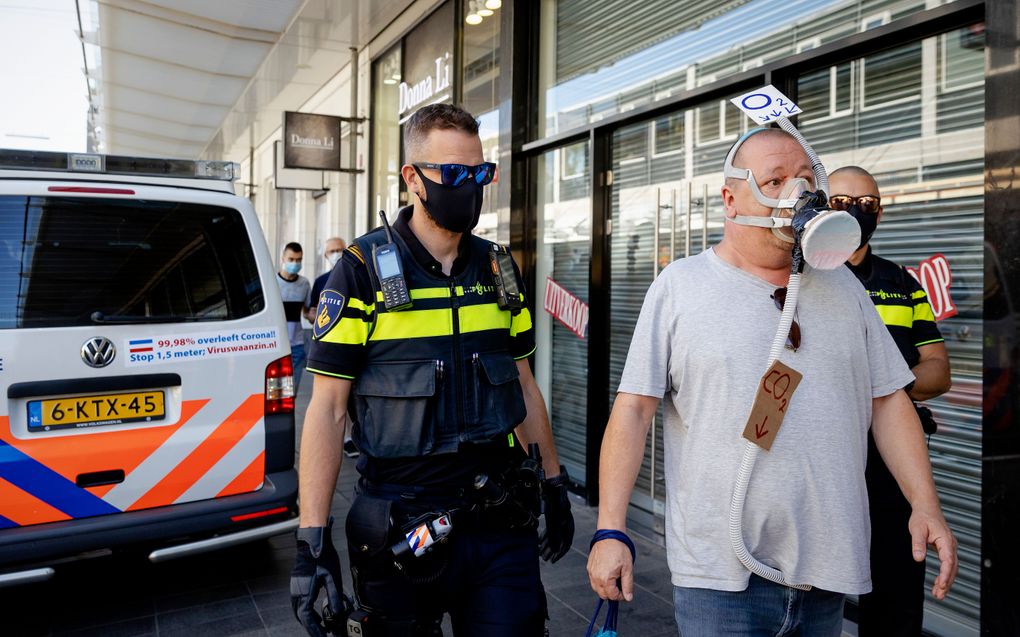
[590,529,636,566]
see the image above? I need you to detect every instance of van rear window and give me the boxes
[0,196,265,328]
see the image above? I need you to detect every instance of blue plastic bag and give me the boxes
[584,597,619,637]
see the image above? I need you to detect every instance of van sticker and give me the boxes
[124,328,280,366]
[312,289,345,340]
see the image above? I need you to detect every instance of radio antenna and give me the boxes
[379,210,394,243]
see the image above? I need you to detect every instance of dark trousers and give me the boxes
[346,493,547,637]
[858,434,926,636]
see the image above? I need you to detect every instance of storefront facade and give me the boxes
[217,0,1017,632]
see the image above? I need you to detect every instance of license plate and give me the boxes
[28,390,166,432]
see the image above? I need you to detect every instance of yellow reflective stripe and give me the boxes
[915,338,944,347]
[514,345,537,360]
[410,287,451,300]
[455,285,465,296]
[371,309,452,340]
[911,290,927,300]
[347,297,375,315]
[913,301,936,323]
[511,307,533,337]
[306,367,355,380]
[319,317,371,345]
[374,289,451,303]
[875,304,913,328]
[459,303,510,333]
[508,434,515,447]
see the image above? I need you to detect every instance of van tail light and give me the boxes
[265,355,295,414]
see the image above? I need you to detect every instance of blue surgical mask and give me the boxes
[283,262,302,275]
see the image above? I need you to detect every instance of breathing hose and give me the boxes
[727,116,828,591]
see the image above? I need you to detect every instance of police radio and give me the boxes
[489,245,523,311]
[374,211,412,311]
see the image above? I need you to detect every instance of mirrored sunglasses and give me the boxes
[829,194,881,215]
[414,162,496,187]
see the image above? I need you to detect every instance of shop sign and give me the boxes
[283,111,340,170]
[398,1,454,122]
[906,253,958,321]
[544,278,589,339]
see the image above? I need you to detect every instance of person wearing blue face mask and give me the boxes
[278,241,311,390]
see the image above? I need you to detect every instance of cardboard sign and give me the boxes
[741,360,803,451]
[731,85,803,125]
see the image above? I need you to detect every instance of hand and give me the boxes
[908,508,958,600]
[538,466,575,562]
[290,522,349,637]
[587,536,634,601]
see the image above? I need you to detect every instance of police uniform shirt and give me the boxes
[847,247,943,510]
[845,247,944,368]
[305,207,535,486]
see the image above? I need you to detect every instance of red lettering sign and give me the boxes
[905,253,957,321]
[543,278,589,339]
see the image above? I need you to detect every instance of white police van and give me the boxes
[0,149,298,586]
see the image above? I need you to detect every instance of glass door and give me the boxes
[607,100,740,528]
[534,141,591,484]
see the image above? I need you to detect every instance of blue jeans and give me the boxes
[673,575,845,637]
[290,342,306,391]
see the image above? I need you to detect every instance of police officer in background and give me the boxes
[290,103,574,637]
[830,166,952,636]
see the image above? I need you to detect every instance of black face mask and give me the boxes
[413,166,483,233]
[847,203,878,250]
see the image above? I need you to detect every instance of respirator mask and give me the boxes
[723,128,860,270]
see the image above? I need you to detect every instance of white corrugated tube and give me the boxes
[727,271,812,591]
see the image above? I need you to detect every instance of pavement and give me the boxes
[0,371,859,636]
[0,372,679,637]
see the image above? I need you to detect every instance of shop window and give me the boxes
[653,112,684,157]
[939,26,985,93]
[462,0,502,241]
[861,41,922,110]
[371,45,402,219]
[537,0,941,138]
[696,102,721,146]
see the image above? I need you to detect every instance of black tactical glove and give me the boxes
[291,522,350,637]
[538,466,575,563]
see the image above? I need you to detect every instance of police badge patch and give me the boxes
[312,289,346,340]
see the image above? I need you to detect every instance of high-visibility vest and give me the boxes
[346,227,533,458]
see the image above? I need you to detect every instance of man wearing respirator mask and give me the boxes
[587,127,957,636]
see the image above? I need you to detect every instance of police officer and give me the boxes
[290,103,574,637]
[831,166,952,636]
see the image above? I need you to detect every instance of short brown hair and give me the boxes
[403,103,479,162]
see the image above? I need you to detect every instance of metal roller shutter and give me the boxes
[797,27,984,635]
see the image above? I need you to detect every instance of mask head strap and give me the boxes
[723,127,803,209]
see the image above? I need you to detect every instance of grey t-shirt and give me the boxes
[618,248,913,595]
[277,273,311,347]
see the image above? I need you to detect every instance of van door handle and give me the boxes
[76,469,125,488]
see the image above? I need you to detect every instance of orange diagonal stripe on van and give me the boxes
[127,394,263,511]
[0,476,71,526]
[216,451,265,498]
[0,400,208,498]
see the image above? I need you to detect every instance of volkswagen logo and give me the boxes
[81,337,116,368]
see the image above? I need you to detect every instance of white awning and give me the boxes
[88,0,303,158]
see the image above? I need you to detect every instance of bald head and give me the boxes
[726,129,801,183]
[829,166,879,196]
